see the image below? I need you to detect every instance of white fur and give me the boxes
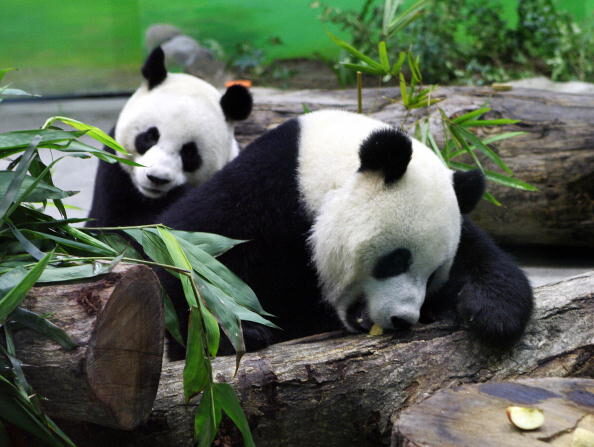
[297,110,461,331]
[115,73,239,198]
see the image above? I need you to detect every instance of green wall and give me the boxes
[2,0,593,95]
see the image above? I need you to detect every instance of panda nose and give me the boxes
[391,316,413,331]
[147,174,171,185]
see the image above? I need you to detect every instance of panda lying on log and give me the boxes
[148,109,533,358]
[87,46,252,227]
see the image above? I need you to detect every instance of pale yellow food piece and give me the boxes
[369,324,384,336]
[506,406,545,430]
[571,428,594,447]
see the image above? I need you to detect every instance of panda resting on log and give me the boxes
[145,109,533,359]
[87,47,252,228]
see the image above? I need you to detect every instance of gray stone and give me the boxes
[144,23,182,50]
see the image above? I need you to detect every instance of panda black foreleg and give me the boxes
[446,217,533,347]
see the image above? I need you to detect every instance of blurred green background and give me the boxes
[2,0,593,95]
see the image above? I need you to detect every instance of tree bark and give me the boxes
[13,263,164,431]
[59,270,594,446]
[236,86,594,247]
[392,377,594,447]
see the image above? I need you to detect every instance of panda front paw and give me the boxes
[456,282,533,347]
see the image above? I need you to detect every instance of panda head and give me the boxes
[115,46,252,198]
[303,111,484,333]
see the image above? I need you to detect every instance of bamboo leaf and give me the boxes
[483,191,503,206]
[194,386,221,447]
[481,131,527,145]
[8,307,78,350]
[62,226,118,256]
[399,73,409,106]
[391,51,407,75]
[0,142,38,219]
[214,383,256,447]
[327,32,383,69]
[453,124,513,174]
[7,221,46,261]
[0,251,52,324]
[449,161,538,191]
[37,261,116,283]
[382,0,403,36]
[386,0,430,36]
[202,306,220,358]
[0,172,76,203]
[0,129,85,153]
[451,107,491,124]
[162,289,185,347]
[462,119,520,127]
[42,116,128,155]
[176,237,271,317]
[184,307,212,400]
[170,230,246,258]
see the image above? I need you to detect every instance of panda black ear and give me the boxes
[358,128,412,185]
[142,46,167,89]
[453,170,485,214]
[220,85,253,121]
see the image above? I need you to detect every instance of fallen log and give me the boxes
[60,271,594,446]
[12,263,164,430]
[236,86,594,247]
[392,377,594,447]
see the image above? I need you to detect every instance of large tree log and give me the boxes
[60,271,594,446]
[236,86,594,247]
[392,377,594,447]
[13,263,164,430]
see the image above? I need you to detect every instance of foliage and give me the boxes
[325,0,537,204]
[314,0,594,85]
[0,77,267,445]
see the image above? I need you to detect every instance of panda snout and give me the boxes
[147,174,171,186]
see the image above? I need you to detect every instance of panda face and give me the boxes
[299,110,461,334]
[115,73,238,199]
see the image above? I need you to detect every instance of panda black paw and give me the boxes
[456,282,533,347]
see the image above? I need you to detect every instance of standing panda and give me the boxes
[87,46,252,227]
[157,110,533,357]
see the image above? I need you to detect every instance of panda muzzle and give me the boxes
[346,296,373,332]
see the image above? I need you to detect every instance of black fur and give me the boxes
[453,170,486,214]
[373,248,412,279]
[158,119,340,358]
[154,118,532,357]
[220,84,253,121]
[358,128,412,184]
[423,217,533,347]
[180,142,202,172]
[142,47,167,89]
[86,146,188,228]
[134,126,160,155]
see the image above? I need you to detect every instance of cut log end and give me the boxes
[86,265,165,429]
[16,264,164,430]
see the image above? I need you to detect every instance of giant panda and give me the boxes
[87,46,252,227]
[156,109,533,358]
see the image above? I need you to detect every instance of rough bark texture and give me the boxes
[13,263,164,430]
[59,271,594,446]
[236,86,594,247]
[392,377,594,447]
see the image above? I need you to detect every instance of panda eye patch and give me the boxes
[180,142,202,172]
[373,248,412,279]
[135,126,160,154]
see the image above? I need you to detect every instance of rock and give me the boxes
[145,24,183,51]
